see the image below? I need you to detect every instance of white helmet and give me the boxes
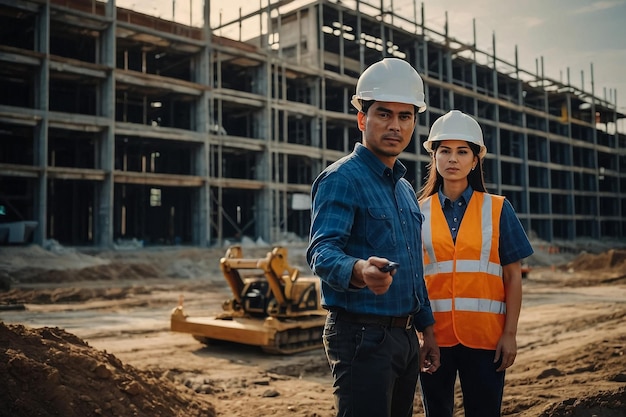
[423,110,487,158]
[351,58,427,113]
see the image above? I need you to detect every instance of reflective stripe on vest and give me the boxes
[421,192,505,350]
[424,259,502,276]
[430,298,506,314]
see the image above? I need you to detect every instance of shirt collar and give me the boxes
[354,142,407,182]
[438,184,474,207]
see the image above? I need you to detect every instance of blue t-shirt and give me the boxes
[437,186,534,265]
[307,143,434,331]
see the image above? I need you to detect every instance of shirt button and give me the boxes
[452,227,456,231]
[458,202,462,206]
[453,218,457,222]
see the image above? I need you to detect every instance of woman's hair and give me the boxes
[417,141,487,202]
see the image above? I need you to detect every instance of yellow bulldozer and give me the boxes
[170,245,326,354]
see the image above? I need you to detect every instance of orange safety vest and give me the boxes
[420,192,505,350]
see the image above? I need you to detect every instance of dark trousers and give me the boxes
[419,344,505,417]
[322,310,420,417]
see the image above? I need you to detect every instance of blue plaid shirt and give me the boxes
[438,186,534,265]
[307,143,434,331]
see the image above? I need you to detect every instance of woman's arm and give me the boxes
[495,260,523,371]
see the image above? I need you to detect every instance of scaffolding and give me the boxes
[0,0,624,247]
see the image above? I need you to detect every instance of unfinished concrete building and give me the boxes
[1,0,624,247]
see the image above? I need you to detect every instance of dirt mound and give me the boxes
[11,263,164,284]
[565,249,626,273]
[0,244,110,273]
[537,387,626,417]
[0,285,153,305]
[0,323,215,417]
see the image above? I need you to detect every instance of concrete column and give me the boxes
[194,1,211,246]
[34,1,50,246]
[253,62,272,242]
[96,0,117,248]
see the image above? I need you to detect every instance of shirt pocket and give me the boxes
[411,208,424,225]
[366,207,396,249]
[410,208,424,243]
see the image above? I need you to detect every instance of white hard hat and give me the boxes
[423,110,487,158]
[351,58,427,113]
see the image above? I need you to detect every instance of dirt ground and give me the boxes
[0,240,625,417]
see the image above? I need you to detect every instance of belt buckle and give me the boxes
[404,315,413,330]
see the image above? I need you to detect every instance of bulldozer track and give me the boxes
[262,325,324,354]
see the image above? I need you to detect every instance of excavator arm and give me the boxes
[220,245,298,307]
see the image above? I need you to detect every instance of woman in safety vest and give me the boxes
[417,110,533,417]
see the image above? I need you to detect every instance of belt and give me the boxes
[331,309,414,330]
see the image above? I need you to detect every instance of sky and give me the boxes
[117,0,626,131]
